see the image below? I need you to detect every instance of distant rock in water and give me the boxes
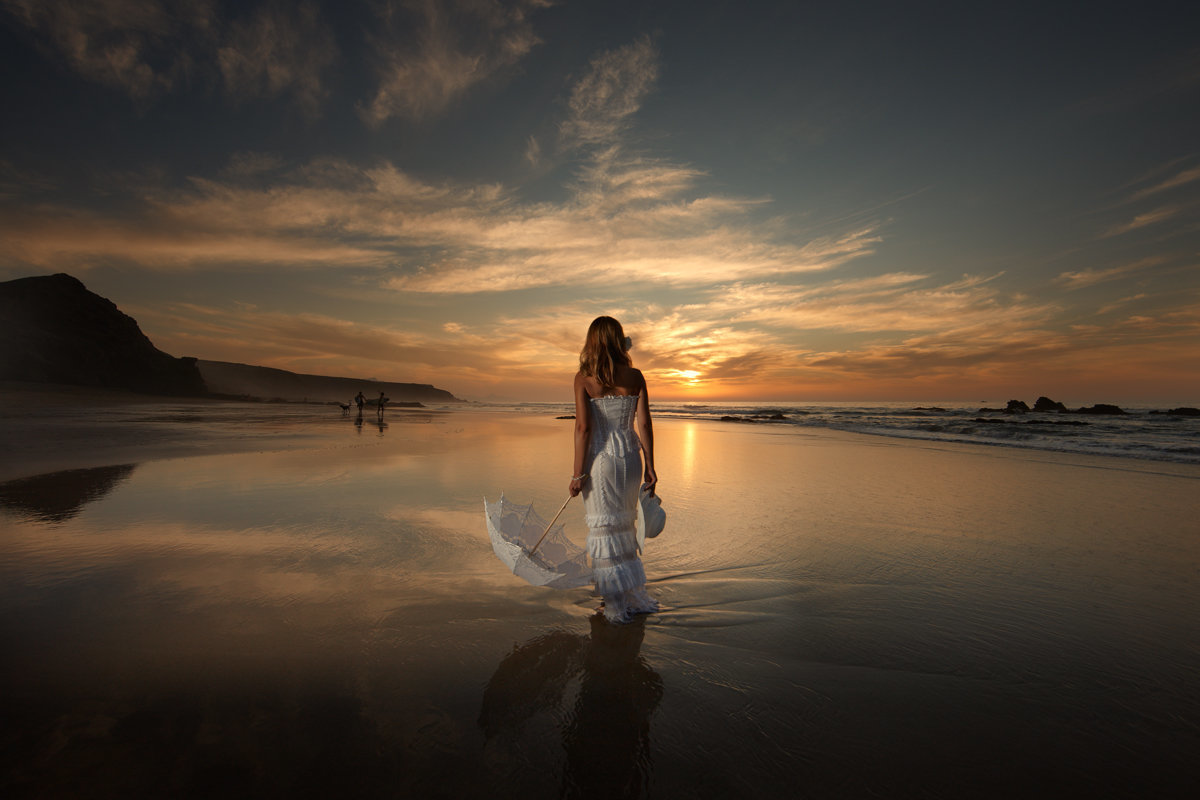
[0,273,205,395]
[1070,404,1127,415]
[1149,407,1200,417]
[979,399,1031,413]
[197,360,464,404]
[979,397,1131,416]
[1033,396,1068,412]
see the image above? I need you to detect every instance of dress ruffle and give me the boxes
[586,526,638,559]
[591,557,646,595]
[584,512,637,529]
[599,587,659,624]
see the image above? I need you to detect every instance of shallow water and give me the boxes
[1,406,1198,797]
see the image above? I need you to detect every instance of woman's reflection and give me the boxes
[479,614,663,798]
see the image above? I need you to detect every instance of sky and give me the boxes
[1,0,1198,403]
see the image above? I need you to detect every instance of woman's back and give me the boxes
[579,364,643,399]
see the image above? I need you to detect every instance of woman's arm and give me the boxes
[569,372,592,497]
[635,371,657,495]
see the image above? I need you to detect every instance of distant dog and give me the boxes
[338,403,350,412]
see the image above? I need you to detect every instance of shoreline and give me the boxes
[3,383,1197,485]
[0,383,452,482]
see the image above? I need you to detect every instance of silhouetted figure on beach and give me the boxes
[355,391,366,412]
[377,392,388,417]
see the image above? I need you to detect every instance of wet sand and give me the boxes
[1,388,1198,797]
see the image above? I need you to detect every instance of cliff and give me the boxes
[0,273,206,395]
[1,273,465,403]
[196,360,464,404]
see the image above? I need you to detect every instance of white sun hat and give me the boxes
[636,488,665,552]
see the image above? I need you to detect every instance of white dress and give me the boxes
[582,394,659,623]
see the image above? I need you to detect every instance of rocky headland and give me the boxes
[197,360,463,405]
[0,273,205,395]
[0,273,465,404]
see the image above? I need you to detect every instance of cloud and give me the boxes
[467,270,1073,397]
[1055,256,1165,290]
[217,1,338,116]
[706,272,1045,338]
[558,35,658,148]
[2,0,336,111]
[0,150,879,293]
[1,0,213,99]
[1127,164,1200,203]
[1102,205,1181,238]
[524,135,541,167]
[1096,293,1147,315]
[359,0,548,125]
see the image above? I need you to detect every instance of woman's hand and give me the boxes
[642,467,657,496]
[569,475,587,497]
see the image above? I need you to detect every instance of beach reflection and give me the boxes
[480,615,662,798]
[2,406,1198,796]
[0,464,137,523]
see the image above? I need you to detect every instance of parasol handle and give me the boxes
[529,495,572,556]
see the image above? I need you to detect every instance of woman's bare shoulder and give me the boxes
[576,372,602,397]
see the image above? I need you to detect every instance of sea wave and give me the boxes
[474,401,1200,466]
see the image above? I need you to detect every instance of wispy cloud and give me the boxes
[1127,164,1200,203]
[1097,293,1147,315]
[359,0,548,125]
[217,1,337,117]
[559,35,658,148]
[0,147,879,291]
[1056,256,1165,290]
[1102,205,1181,238]
[0,27,881,292]
[2,0,337,111]
[463,270,1073,397]
[2,0,212,100]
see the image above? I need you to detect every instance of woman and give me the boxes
[569,316,659,623]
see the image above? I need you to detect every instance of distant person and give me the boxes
[570,315,658,624]
[377,392,389,416]
[355,391,366,412]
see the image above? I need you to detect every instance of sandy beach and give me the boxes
[2,386,1198,798]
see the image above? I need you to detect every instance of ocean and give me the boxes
[489,399,1200,465]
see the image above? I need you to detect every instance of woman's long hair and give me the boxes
[579,316,632,390]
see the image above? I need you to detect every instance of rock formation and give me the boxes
[1033,396,1068,412]
[0,273,206,395]
[979,399,1031,413]
[978,397,1131,416]
[1071,404,1127,415]
[197,360,464,404]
